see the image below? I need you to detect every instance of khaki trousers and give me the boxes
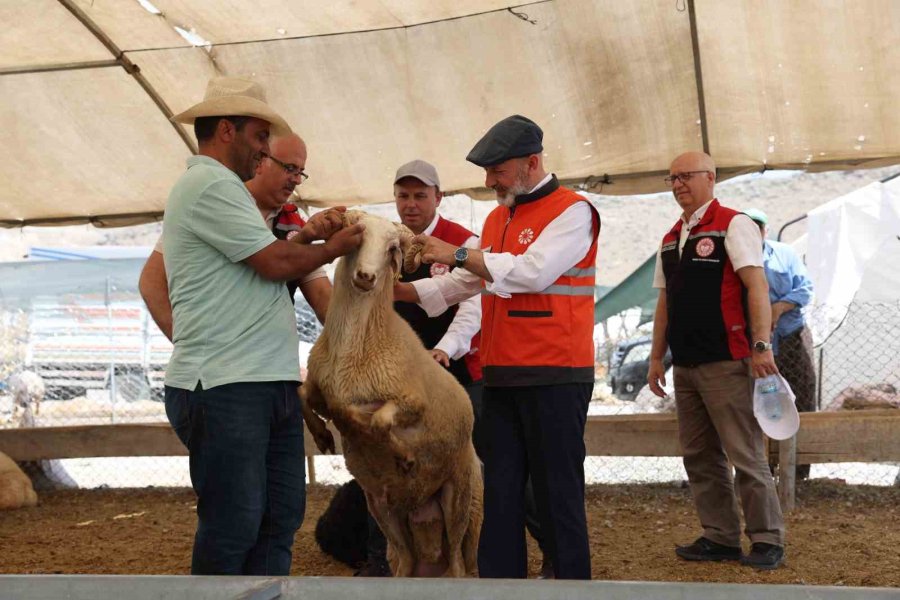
[674,359,785,547]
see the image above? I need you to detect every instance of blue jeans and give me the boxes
[165,381,305,575]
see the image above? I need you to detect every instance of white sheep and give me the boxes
[0,450,38,510]
[8,371,44,428]
[301,210,482,577]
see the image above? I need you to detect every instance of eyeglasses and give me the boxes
[663,171,712,185]
[262,152,309,181]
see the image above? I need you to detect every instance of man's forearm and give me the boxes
[459,249,493,283]
[300,277,332,325]
[138,251,174,342]
[249,240,336,282]
[748,282,773,342]
[650,291,668,360]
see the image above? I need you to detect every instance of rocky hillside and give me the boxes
[1,166,896,288]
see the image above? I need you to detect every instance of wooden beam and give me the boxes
[584,414,682,457]
[2,411,897,465]
[794,410,900,463]
[0,423,185,462]
[0,422,344,462]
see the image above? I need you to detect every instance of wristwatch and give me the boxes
[753,340,772,353]
[454,247,469,268]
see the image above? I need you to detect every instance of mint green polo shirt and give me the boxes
[162,155,300,390]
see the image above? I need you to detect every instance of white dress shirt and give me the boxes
[419,214,483,360]
[652,199,763,289]
[414,176,595,317]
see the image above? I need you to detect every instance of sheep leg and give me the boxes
[299,383,335,454]
[370,400,421,473]
[462,453,484,576]
[370,401,398,433]
[436,476,469,578]
[409,497,449,576]
[365,490,416,577]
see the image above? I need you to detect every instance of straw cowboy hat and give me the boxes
[172,76,291,136]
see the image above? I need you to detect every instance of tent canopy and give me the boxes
[2,0,899,227]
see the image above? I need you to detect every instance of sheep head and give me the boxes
[339,210,414,293]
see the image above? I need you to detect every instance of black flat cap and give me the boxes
[466,115,543,167]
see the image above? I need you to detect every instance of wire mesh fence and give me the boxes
[593,301,900,487]
[1,292,898,488]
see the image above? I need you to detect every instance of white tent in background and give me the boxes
[804,176,900,343]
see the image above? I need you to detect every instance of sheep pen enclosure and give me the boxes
[1,481,898,587]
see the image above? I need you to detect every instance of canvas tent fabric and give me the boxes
[2,0,899,227]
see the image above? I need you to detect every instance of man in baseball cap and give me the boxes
[162,77,363,576]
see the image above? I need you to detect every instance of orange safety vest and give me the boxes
[480,179,600,387]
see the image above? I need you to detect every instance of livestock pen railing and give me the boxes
[2,410,899,510]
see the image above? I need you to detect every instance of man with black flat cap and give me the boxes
[395,115,601,580]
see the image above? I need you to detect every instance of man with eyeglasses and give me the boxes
[647,151,786,570]
[141,133,337,337]
[144,76,364,576]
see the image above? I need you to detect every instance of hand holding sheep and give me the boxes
[322,221,366,260]
[430,349,450,367]
[412,234,456,266]
[296,207,348,244]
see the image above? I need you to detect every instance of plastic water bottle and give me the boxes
[758,375,782,420]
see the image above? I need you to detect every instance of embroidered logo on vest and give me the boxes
[696,237,715,257]
[518,228,535,245]
[430,263,450,277]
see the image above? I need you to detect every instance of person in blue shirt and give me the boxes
[745,208,816,479]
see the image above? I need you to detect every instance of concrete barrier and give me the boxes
[0,576,898,600]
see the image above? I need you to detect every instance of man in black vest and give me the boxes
[647,151,786,570]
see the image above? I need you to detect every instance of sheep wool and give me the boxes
[301,211,483,577]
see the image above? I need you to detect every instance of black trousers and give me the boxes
[478,382,592,579]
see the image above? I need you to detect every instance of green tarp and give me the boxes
[594,254,657,324]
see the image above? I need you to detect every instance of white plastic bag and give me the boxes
[752,373,799,440]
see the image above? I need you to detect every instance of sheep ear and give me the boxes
[342,210,364,227]
[395,223,421,273]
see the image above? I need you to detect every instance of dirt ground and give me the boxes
[1,480,898,587]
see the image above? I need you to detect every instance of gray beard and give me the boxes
[496,182,530,208]
[497,194,515,208]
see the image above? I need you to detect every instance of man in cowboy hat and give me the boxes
[162,77,364,576]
